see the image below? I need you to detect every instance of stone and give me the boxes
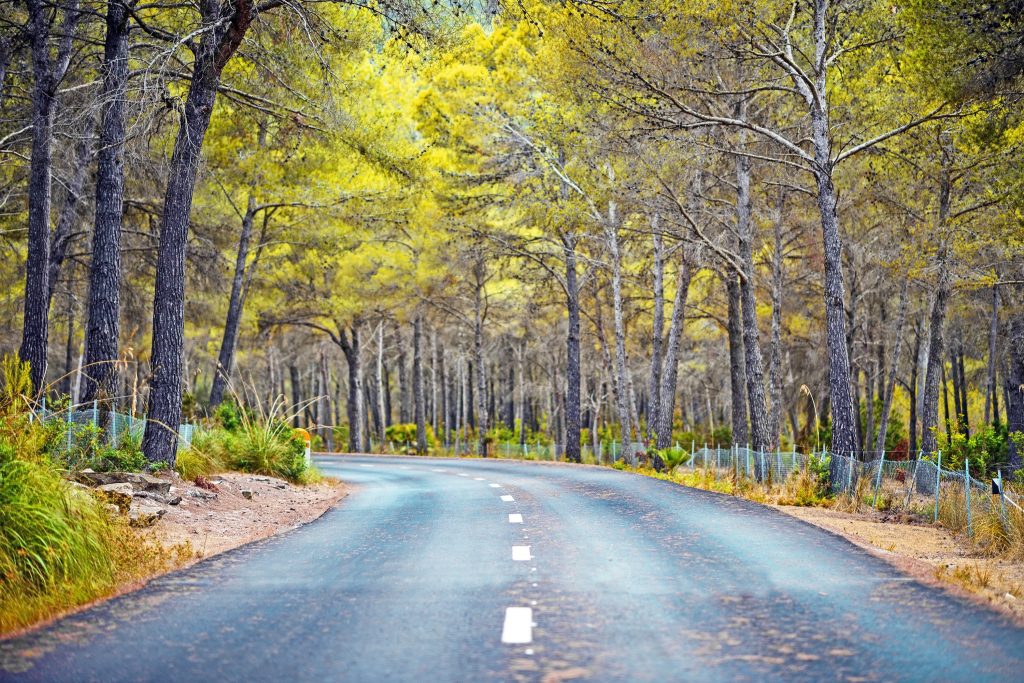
[99,482,135,496]
[241,489,254,500]
[134,490,182,506]
[129,503,166,528]
[188,488,217,500]
[75,471,171,495]
[103,503,121,516]
[95,483,134,513]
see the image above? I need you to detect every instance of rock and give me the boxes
[134,490,182,506]
[241,489,254,500]
[95,483,134,513]
[103,503,121,516]
[187,488,217,500]
[129,503,166,528]
[75,471,171,495]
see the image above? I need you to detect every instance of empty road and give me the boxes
[2,455,1023,682]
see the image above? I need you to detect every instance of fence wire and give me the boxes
[32,401,196,457]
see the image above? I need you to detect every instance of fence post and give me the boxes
[66,401,73,452]
[965,457,973,539]
[873,450,886,509]
[934,451,942,523]
[92,399,98,430]
[847,451,853,493]
[904,453,921,508]
[998,469,1007,528]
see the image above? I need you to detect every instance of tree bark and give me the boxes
[563,233,582,462]
[377,322,387,445]
[208,196,257,407]
[1005,312,1024,472]
[82,0,131,405]
[647,227,665,444]
[337,324,364,453]
[289,364,301,427]
[318,347,333,451]
[735,148,774,461]
[725,273,749,446]
[473,257,488,456]
[656,254,692,448]
[875,280,909,452]
[605,208,633,462]
[767,194,786,451]
[20,0,79,393]
[413,315,427,454]
[143,0,256,464]
[986,284,1000,426]
[47,117,95,311]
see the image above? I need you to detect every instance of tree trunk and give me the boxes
[1005,312,1024,472]
[143,1,254,465]
[735,150,774,461]
[647,228,665,444]
[319,347,334,452]
[956,341,970,437]
[656,255,692,448]
[376,322,387,445]
[413,315,427,454]
[398,344,410,424]
[338,325,364,453]
[82,0,131,405]
[48,118,95,311]
[439,342,449,446]
[473,257,488,456]
[909,324,921,455]
[20,0,79,393]
[986,284,1000,426]
[208,196,256,407]
[289,364,301,427]
[606,212,632,462]
[767,194,786,450]
[564,233,582,462]
[875,280,909,452]
[725,273,749,446]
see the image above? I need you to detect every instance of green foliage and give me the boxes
[213,399,243,432]
[385,423,439,453]
[940,424,1009,477]
[189,421,312,483]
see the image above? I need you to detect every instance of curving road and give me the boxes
[2,455,1024,682]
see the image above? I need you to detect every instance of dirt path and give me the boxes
[778,505,1024,623]
[156,472,349,560]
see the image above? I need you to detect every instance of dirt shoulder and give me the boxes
[777,505,1024,623]
[155,472,349,560]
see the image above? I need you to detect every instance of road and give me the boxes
[2,455,1023,682]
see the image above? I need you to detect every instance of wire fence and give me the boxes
[31,398,196,460]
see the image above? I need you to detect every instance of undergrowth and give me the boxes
[0,357,192,634]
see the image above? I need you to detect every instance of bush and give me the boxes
[188,420,313,484]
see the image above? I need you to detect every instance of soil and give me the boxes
[156,472,349,560]
[777,505,1024,624]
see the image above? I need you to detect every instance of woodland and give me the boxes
[1,0,1023,479]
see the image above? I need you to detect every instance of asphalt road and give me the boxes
[3,455,1024,682]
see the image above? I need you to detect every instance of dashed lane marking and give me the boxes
[500,495,515,502]
[501,607,533,644]
[508,513,523,524]
[512,546,532,561]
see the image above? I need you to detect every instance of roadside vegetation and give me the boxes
[0,358,321,635]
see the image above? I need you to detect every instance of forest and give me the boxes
[1,0,1023,480]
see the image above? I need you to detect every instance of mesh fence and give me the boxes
[31,401,196,458]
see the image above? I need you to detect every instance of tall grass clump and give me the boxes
[185,393,317,484]
[0,356,190,633]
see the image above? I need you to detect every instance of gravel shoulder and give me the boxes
[777,505,1024,624]
[155,472,349,560]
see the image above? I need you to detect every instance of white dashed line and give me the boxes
[508,513,523,524]
[359,464,374,468]
[457,473,469,477]
[512,546,532,561]
[500,495,515,502]
[431,468,445,472]
[489,483,502,488]
[474,477,486,481]
[501,607,533,644]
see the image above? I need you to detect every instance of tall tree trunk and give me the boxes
[767,194,786,450]
[808,0,858,481]
[413,315,427,454]
[338,324,364,453]
[439,342,449,446]
[919,137,954,457]
[986,284,1000,426]
[942,361,953,442]
[875,280,909,452]
[735,149,774,461]
[950,343,964,435]
[398,343,410,424]
[20,0,79,393]
[563,233,582,462]
[143,0,255,464]
[725,273,749,446]
[647,227,665,444]
[909,324,921,455]
[289,364,301,427]
[606,211,632,461]
[473,257,488,456]
[376,322,387,445]
[957,341,970,437]
[47,118,95,311]
[319,347,333,451]
[656,255,692,448]
[208,196,256,407]
[82,0,130,405]
[1005,312,1024,472]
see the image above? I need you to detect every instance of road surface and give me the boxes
[2,455,1023,682]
